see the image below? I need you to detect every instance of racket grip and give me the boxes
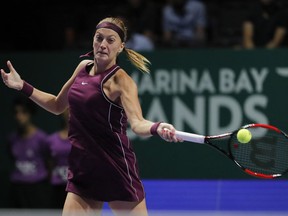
[175,131,205,144]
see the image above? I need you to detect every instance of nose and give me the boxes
[100,40,108,49]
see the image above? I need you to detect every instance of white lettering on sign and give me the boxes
[129,67,269,137]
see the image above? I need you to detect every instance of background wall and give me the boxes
[1,49,288,210]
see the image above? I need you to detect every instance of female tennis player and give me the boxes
[1,17,181,216]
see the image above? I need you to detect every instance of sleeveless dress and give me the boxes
[66,63,145,202]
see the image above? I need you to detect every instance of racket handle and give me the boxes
[175,130,205,144]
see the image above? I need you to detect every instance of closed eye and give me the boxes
[95,34,103,43]
[94,34,116,44]
[107,38,116,44]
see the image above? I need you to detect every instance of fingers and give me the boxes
[1,60,13,80]
[160,127,183,143]
[1,69,5,76]
[160,129,174,142]
[7,60,15,72]
[1,69,8,83]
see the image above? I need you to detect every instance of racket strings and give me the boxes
[229,128,288,176]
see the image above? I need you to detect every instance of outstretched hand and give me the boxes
[157,123,183,143]
[1,60,24,90]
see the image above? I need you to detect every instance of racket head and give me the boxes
[229,124,288,179]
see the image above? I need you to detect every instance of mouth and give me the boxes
[96,51,108,55]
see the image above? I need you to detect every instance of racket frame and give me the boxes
[175,123,288,179]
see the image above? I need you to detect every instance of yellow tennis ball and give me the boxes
[237,129,252,144]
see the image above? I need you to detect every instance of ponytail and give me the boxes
[124,48,151,74]
[96,17,152,73]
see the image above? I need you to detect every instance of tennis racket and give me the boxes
[175,123,288,179]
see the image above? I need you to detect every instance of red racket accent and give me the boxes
[248,123,282,133]
[244,169,278,179]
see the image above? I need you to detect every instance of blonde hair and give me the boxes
[98,17,151,74]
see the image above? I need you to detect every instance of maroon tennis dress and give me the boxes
[66,62,145,202]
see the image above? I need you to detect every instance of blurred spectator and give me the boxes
[46,109,71,209]
[116,0,160,51]
[6,95,51,208]
[242,0,288,49]
[161,0,207,48]
[125,32,155,51]
[208,0,253,48]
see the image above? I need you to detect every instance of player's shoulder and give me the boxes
[114,68,137,89]
[71,60,93,77]
[78,59,93,69]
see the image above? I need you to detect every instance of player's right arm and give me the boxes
[1,59,91,115]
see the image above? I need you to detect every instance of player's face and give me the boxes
[93,28,124,65]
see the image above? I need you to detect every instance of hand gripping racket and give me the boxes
[175,124,288,179]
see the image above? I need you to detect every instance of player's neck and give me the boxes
[94,60,116,74]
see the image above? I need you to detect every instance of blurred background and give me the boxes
[1,0,288,215]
